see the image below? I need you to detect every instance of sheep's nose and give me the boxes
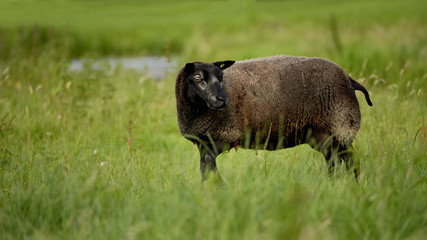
[216,95,226,102]
[216,96,228,107]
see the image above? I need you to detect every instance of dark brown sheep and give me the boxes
[175,55,372,182]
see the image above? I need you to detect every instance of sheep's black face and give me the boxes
[184,61,235,111]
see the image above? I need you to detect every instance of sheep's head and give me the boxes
[183,60,235,111]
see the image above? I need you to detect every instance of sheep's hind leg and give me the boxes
[322,146,342,177]
[338,144,360,179]
[322,143,360,180]
[310,129,342,177]
[311,131,359,179]
[198,142,224,185]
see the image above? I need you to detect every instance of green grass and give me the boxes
[1,0,427,239]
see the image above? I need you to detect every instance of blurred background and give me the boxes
[1,0,426,75]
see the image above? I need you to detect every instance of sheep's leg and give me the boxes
[200,149,218,181]
[198,142,224,184]
[310,129,341,176]
[338,144,360,179]
[322,147,341,176]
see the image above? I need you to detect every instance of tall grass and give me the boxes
[0,0,426,239]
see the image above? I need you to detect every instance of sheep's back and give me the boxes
[222,56,359,137]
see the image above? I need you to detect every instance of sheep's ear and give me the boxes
[213,60,235,70]
[184,63,194,73]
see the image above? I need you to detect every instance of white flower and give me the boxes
[100,162,109,167]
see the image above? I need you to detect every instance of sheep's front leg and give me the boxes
[198,142,224,184]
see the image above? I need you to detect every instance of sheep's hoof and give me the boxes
[202,172,225,188]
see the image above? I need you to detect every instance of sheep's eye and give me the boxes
[193,74,202,81]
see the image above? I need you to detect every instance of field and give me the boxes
[1,0,427,239]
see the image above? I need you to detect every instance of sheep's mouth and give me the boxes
[207,100,228,111]
[209,106,227,111]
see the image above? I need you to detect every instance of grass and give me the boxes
[1,0,427,239]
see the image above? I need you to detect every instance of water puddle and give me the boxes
[70,56,179,80]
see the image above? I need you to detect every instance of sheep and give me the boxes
[175,55,372,183]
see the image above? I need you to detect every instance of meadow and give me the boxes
[0,0,426,239]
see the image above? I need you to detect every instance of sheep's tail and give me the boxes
[349,76,373,106]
